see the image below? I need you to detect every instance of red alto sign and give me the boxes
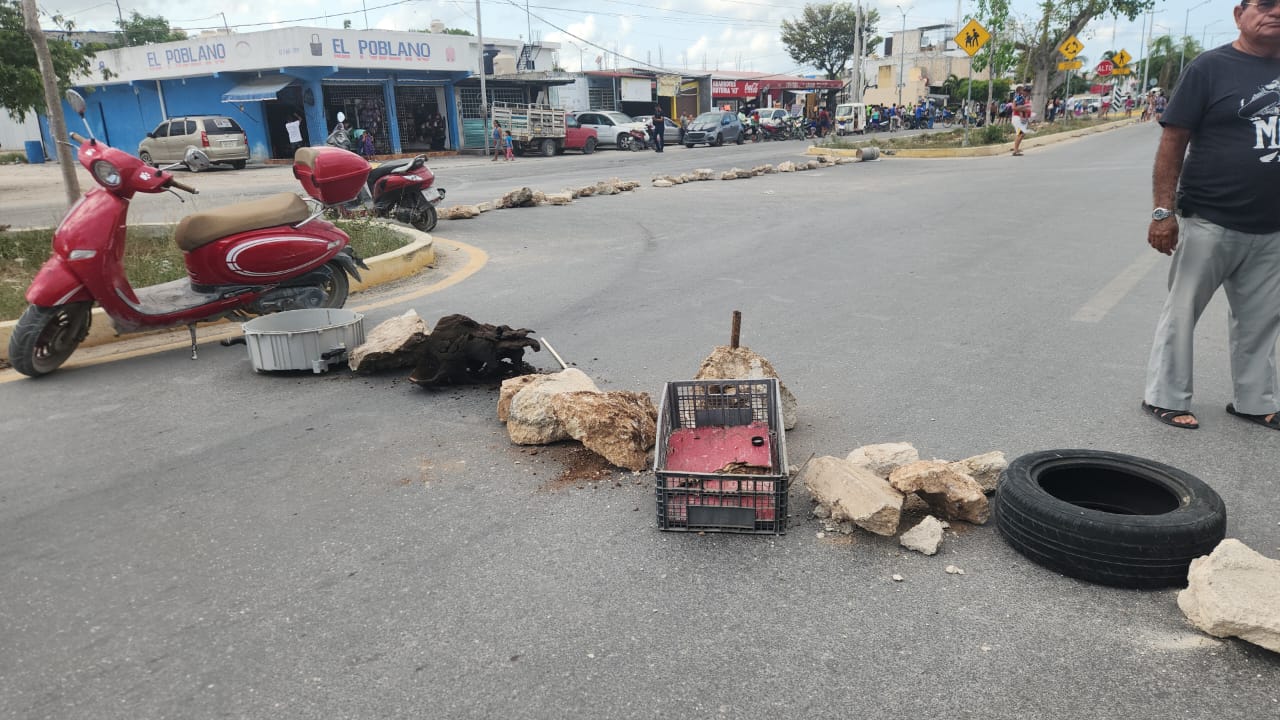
[1096,59,1114,76]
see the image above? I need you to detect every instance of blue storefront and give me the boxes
[61,27,480,161]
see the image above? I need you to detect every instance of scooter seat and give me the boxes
[174,193,312,252]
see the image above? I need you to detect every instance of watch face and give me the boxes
[1153,208,1172,221]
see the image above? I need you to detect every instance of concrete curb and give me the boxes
[0,222,434,362]
[805,117,1142,159]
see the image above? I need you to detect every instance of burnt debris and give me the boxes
[409,314,542,386]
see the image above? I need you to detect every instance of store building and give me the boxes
[50,26,558,161]
[708,71,844,113]
[860,24,991,107]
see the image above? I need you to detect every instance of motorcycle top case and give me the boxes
[293,146,371,204]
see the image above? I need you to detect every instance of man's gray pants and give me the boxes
[1145,215,1280,416]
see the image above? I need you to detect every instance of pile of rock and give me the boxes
[498,368,658,471]
[436,178,641,219]
[802,442,1007,555]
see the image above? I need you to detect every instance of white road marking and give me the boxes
[1071,250,1164,323]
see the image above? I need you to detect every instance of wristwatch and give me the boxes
[1152,207,1173,221]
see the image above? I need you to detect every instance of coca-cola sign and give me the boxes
[711,78,843,97]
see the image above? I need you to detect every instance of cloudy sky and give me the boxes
[46,0,1237,75]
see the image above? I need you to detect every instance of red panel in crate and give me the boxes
[664,422,773,474]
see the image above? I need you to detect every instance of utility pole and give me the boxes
[20,0,79,206]
[1178,0,1211,86]
[475,0,490,158]
[896,5,909,109]
[853,3,862,103]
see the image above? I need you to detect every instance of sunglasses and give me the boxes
[1244,0,1279,8]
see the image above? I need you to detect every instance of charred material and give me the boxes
[409,314,542,386]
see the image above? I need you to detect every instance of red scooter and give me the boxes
[7,91,370,377]
[359,155,445,232]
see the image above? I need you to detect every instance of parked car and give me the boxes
[138,116,249,170]
[631,115,681,144]
[568,110,648,150]
[682,111,744,147]
[754,107,790,127]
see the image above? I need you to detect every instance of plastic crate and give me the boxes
[655,379,789,534]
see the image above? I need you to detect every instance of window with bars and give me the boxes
[394,85,444,151]
[322,83,388,154]
[588,85,616,110]
[459,86,527,118]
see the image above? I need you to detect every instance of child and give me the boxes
[503,130,514,161]
[359,130,375,158]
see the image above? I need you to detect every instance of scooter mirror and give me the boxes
[65,90,87,117]
[184,148,213,172]
[336,111,346,123]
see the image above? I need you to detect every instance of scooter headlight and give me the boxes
[91,159,122,187]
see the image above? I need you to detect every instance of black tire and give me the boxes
[318,262,351,308]
[139,150,156,167]
[540,138,557,157]
[410,196,438,233]
[994,449,1226,589]
[7,302,93,377]
[713,134,723,147]
[685,142,695,149]
[735,132,744,145]
[617,134,632,150]
[583,137,597,154]
[231,160,247,170]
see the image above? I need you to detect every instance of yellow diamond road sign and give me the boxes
[1112,48,1132,67]
[1058,59,1083,71]
[955,19,991,57]
[1058,35,1084,60]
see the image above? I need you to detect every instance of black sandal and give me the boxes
[1141,402,1199,429]
[1225,403,1280,431]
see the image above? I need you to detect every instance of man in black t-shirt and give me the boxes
[1142,0,1280,431]
[651,105,666,153]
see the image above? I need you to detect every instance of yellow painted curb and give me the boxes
[806,117,1142,159]
[0,223,434,361]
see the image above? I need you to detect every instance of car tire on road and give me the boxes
[735,133,744,145]
[139,151,156,167]
[713,134,723,147]
[685,143,695,149]
[994,449,1227,589]
[617,134,632,150]
[583,137,596,154]
[540,139,557,157]
[231,160,246,170]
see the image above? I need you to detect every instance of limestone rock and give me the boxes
[501,187,536,208]
[652,179,674,188]
[693,168,715,180]
[846,442,920,478]
[551,390,657,471]
[816,155,836,165]
[498,373,545,422]
[615,180,640,192]
[476,201,493,213]
[441,205,480,220]
[836,156,857,164]
[694,345,798,430]
[752,164,776,175]
[677,173,694,183]
[735,167,754,179]
[948,451,1008,494]
[575,185,596,198]
[593,181,620,196]
[545,192,573,205]
[803,160,821,170]
[348,309,429,373]
[505,369,600,445]
[777,161,797,172]
[803,456,903,536]
[1177,539,1280,652]
[532,190,547,204]
[889,460,990,524]
[899,515,945,555]
[720,170,739,180]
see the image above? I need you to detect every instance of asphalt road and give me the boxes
[2,125,1278,719]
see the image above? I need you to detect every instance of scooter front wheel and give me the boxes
[318,262,351,309]
[8,302,93,377]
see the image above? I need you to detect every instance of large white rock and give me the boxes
[551,390,657,470]
[348,309,428,373]
[504,369,600,445]
[1177,539,1280,652]
[846,442,920,478]
[694,345,798,430]
[889,460,990,524]
[899,515,945,555]
[803,456,903,536]
[948,451,1008,494]
[692,168,715,180]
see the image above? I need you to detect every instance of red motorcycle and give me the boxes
[351,155,445,232]
[7,91,370,377]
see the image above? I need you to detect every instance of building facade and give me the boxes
[859,24,992,107]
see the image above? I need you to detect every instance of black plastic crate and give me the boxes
[655,379,789,534]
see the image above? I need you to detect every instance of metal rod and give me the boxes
[541,337,567,369]
[730,310,741,349]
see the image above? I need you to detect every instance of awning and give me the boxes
[221,76,294,103]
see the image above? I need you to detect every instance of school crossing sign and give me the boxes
[954,19,991,57]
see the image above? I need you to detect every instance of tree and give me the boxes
[970,0,1014,119]
[1017,1,1150,119]
[0,0,99,122]
[781,3,881,107]
[114,11,186,47]
[440,27,473,36]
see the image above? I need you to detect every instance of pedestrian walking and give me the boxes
[503,130,514,161]
[651,104,666,152]
[491,120,503,161]
[1010,86,1033,156]
[1141,0,1280,431]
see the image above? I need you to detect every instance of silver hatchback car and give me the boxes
[138,116,249,170]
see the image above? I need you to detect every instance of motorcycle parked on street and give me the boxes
[329,155,445,232]
[326,112,353,151]
[7,91,370,377]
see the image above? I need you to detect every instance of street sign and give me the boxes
[1111,67,1132,75]
[1058,35,1084,59]
[955,19,991,57]
[1112,49,1132,68]
[1096,59,1114,76]
[1057,59,1083,71]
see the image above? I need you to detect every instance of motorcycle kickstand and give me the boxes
[187,323,198,360]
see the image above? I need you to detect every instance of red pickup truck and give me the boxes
[491,102,599,156]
